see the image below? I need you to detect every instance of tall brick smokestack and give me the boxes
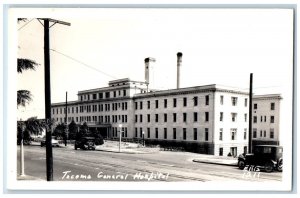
[177,52,183,89]
[145,57,156,92]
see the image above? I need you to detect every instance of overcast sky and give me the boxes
[14,8,293,121]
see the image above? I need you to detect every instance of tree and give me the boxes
[68,120,78,140]
[17,18,40,107]
[53,123,66,139]
[17,117,46,144]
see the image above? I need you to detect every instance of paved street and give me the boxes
[17,145,282,182]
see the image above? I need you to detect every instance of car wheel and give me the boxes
[277,158,283,172]
[265,162,274,173]
[238,160,246,170]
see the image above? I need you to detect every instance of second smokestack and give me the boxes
[177,52,183,89]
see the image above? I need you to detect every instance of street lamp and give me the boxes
[19,119,26,176]
[142,131,145,147]
[119,124,122,153]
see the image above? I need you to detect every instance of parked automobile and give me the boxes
[74,137,96,150]
[238,145,283,172]
[41,138,59,147]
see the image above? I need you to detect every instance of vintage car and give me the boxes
[74,137,96,150]
[238,145,283,172]
[41,137,59,147]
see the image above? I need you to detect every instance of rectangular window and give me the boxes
[140,128,143,138]
[231,113,237,122]
[219,148,223,156]
[220,112,223,121]
[271,102,275,110]
[205,112,209,122]
[270,129,274,139]
[99,93,103,99]
[155,114,158,122]
[140,101,143,110]
[193,128,197,140]
[264,116,267,122]
[164,113,167,122]
[173,98,177,107]
[194,112,198,122]
[183,128,187,140]
[147,114,150,122]
[135,128,138,137]
[135,102,138,110]
[244,128,247,140]
[140,114,143,123]
[205,95,209,105]
[164,99,167,108]
[261,116,263,122]
[220,95,224,105]
[219,128,223,141]
[173,113,177,122]
[264,130,266,137]
[231,128,237,140]
[123,90,126,96]
[253,116,257,123]
[155,128,158,139]
[105,92,110,98]
[244,98,248,107]
[147,101,150,109]
[164,128,167,139]
[254,103,257,109]
[155,100,159,108]
[260,130,263,137]
[193,96,198,106]
[270,116,275,123]
[183,113,187,122]
[244,114,247,122]
[231,97,238,106]
[147,128,150,138]
[135,115,138,122]
[173,128,176,139]
[113,91,116,98]
[183,97,187,107]
[205,128,209,141]
[253,128,257,138]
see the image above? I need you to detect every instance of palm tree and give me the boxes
[17,18,40,107]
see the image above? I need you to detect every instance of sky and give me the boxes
[13,8,293,121]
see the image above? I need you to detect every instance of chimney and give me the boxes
[177,52,183,89]
[144,57,156,92]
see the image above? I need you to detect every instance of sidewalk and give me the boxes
[17,174,43,181]
[192,154,238,166]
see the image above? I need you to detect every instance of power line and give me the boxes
[50,49,118,80]
[18,18,35,31]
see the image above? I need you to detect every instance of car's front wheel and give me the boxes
[265,162,274,173]
[238,160,246,170]
[277,158,283,172]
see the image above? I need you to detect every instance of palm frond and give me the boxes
[17,58,39,73]
[17,90,32,107]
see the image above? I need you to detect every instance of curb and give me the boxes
[192,159,237,167]
[96,148,158,154]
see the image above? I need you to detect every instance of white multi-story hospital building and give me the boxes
[51,53,281,156]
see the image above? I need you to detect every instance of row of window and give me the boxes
[253,128,275,139]
[112,127,128,138]
[219,128,247,141]
[135,95,210,110]
[55,114,128,124]
[253,115,275,123]
[134,112,210,123]
[80,90,127,101]
[219,96,247,107]
[53,102,128,115]
[253,102,276,110]
[134,127,210,141]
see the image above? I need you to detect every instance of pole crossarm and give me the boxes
[37,18,71,28]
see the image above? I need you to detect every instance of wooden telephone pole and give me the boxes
[39,18,70,181]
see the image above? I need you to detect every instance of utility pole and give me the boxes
[248,73,253,153]
[39,18,70,181]
[65,91,68,146]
